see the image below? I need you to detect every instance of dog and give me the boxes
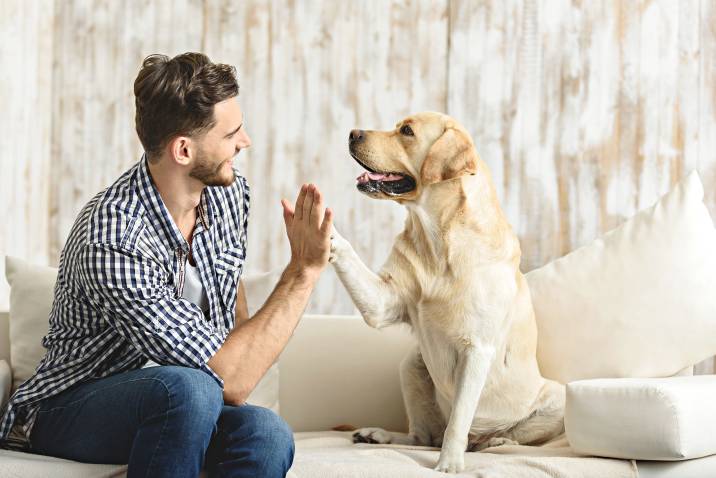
[329,112,565,473]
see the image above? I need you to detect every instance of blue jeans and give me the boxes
[28,365,294,477]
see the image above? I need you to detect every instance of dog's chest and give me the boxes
[414,323,461,394]
[405,263,516,397]
[407,292,476,395]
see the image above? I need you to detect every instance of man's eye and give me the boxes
[400,125,414,136]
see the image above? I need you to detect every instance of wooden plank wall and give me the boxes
[0,0,54,308]
[2,0,716,370]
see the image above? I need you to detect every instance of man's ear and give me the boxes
[420,126,478,186]
[169,136,192,166]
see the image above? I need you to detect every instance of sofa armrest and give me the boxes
[0,360,11,409]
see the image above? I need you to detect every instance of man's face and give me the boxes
[190,96,251,187]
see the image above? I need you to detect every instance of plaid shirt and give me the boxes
[0,154,250,451]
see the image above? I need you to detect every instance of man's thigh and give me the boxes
[29,365,208,464]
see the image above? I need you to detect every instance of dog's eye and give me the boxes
[400,124,414,136]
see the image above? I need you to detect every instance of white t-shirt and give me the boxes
[142,259,209,368]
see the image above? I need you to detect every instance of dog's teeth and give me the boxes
[356,172,370,184]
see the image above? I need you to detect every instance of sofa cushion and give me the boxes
[5,256,57,393]
[0,448,128,477]
[241,268,285,413]
[285,431,637,477]
[565,375,716,460]
[4,256,279,411]
[526,171,716,383]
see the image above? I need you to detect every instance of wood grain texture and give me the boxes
[48,0,206,263]
[1,1,715,356]
[202,0,449,314]
[0,0,54,311]
[449,0,716,273]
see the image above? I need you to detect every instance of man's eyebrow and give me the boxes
[225,123,243,137]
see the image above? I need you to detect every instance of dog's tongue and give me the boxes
[356,172,403,184]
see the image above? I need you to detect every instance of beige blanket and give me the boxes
[288,431,638,478]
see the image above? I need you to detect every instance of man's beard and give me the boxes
[189,148,236,187]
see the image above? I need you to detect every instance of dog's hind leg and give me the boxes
[400,346,447,447]
[353,347,446,447]
[501,379,565,446]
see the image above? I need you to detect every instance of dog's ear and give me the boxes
[420,126,478,186]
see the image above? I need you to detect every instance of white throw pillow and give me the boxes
[5,256,57,393]
[241,268,285,412]
[565,376,716,460]
[526,171,716,383]
[5,256,280,412]
[241,268,283,317]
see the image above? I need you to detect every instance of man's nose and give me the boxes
[238,131,251,149]
[349,129,364,143]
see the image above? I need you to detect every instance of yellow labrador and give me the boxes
[329,112,565,473]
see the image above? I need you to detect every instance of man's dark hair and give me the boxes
[134,52,239,161]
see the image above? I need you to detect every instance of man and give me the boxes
[0,52,332,477]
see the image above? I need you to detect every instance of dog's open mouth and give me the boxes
[351,154,416,196]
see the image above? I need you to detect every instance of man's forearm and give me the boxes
[208,262,318,405]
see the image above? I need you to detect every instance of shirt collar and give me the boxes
[135,154,215,253]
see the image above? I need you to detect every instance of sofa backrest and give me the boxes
[0,308,695,433]
[279,315,413,432]
[0,307,412,432]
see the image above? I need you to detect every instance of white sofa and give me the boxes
[2,312,716,477]
[3,171,716,477]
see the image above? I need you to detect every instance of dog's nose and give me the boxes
[349,129,364,143]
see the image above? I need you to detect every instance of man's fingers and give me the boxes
[281,198,294,215]
[320,208,334,236]
[302,184,315,224]
[281,199,293,233]
[295,184,308,221]
[310,187,324,227]
[281,199,294,225]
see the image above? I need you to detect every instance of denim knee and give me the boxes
[149,366,224,431]
[246,406,295,454]
[222,405,295,475]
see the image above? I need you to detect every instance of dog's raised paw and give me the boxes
[328,226,351,264]
[352,427,392,444]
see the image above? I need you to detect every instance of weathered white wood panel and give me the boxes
[1,0,715,338]
[0,0,54,311]
[449,0,716,273]
[48,0,206,263]
[203,0,449,313]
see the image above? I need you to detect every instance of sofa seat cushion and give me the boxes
[566,375,716,460]
[0,448,128,477]
[286,431,637,477]
[6,430,716,478]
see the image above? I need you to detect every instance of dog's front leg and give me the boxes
[435,344,495,473]
[329,226,403,328]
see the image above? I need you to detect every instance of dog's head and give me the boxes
[348,112,479,202]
